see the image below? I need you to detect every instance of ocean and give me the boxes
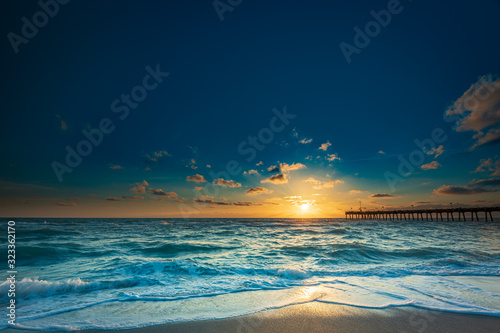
[2,218,500,330]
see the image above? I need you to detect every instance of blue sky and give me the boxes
[1,0,499,217]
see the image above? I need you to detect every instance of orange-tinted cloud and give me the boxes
[186,174,207,183]
[245,187,273,196]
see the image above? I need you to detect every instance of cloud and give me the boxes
[193,195,262,206]
[421,161,441,170]
[322,180,343,188]
[206,164,211,168]
[369,193,395,198]
[245,187,273,196]
[186,158,197,170]
[59,120,67,131]
[212,178,242,188]
[299,138,313,144]
[194,186,204,191]
[304,177,322,185]
[145,150,171,163]
[425,145,444,158]
[233,201,260,206]
[193,195,229,205]
[256,161,264,166]
[261,174,288,184]
[473,157,500,176]
[149,189,179,198]
[445,74,500,150]
[186,174,207,183]
[378,150,385,155]
[243,169,259,175]
[291,128,299,138]
[55,202,76,206]
[326,153,340,162]
[319,141,332,151]
[268,162,306,173]
[267,165,280,172]
[106,197,125,201]
[136,180,149,186]
[56,115,68,131]
[472,199,489,203]
[109,164,123,170]
[305,177,342,189]
[129,196,144,201]
[129,185,146,194]
[280,162,306,173]
[349,190,364,194]
[468,178,500,187]
[432,185,495,196]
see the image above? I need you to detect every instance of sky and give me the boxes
[1,0,499,218]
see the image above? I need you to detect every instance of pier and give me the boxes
[345,206,499,222]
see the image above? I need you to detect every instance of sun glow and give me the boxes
[300,203,310,211]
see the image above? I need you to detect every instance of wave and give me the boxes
[139,243,237,256]
[0,278,141,300]
[16,227,81,236]
[118,260,222,276]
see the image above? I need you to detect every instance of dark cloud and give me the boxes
[369,193,395,198]
[433,185,494,196]
[106,197,126,201]
[55,202,76,206]
[469,178,500,187]
[261,174,288,184]
[149,189,178,198]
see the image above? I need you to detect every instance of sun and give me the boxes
[300,203,310,212]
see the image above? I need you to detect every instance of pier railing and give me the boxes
[345,207,499,222]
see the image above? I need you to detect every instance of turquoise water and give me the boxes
[2,218,500,330]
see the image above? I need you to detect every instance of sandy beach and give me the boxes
[4,302,499,333]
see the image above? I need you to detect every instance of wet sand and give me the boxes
[5,302,500,333]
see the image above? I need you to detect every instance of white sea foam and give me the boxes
[3,218,499,330]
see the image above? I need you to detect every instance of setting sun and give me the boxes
[300,203,310,212]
